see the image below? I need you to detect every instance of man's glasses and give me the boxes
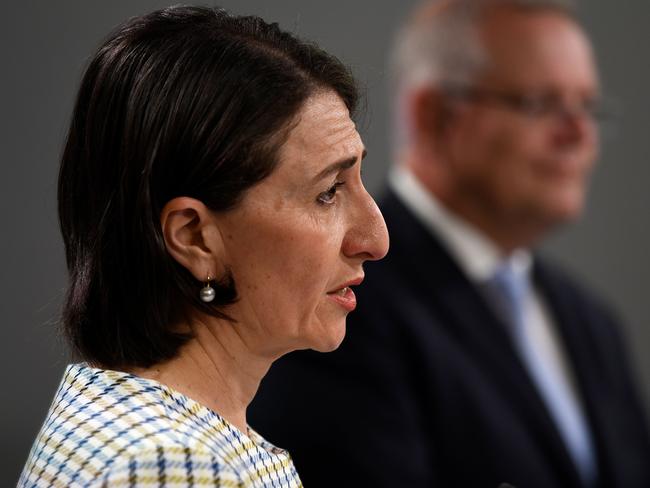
[440,83,614,123]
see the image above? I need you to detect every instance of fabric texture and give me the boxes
[486,261,597,485]
[248,188,650,488]
[19,364,302,488]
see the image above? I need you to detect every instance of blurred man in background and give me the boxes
[250,1,650,487]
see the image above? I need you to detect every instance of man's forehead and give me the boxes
[479,7,588,56]
[477,9,597,86]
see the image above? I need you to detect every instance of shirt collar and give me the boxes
[388,165,532,283]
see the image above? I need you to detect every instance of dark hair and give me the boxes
[58,5,358,369]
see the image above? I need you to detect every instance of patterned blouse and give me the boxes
[19,364,303,487]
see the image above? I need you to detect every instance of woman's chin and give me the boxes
[309,321,347,353]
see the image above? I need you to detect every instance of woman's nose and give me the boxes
[342,189,389,262]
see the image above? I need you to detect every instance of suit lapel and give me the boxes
[534,261,615,486]
[380,189,585,486]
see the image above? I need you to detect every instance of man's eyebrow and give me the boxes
[313,149,367,183]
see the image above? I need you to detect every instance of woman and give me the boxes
[19,5,388,487]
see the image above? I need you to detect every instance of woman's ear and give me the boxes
[160,197,224,281]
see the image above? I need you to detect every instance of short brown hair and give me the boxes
[58,5,359,369]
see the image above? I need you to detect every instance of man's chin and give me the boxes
[529,184,586,227]
[548,191,586,224]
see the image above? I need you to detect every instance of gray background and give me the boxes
[2,1,648,484]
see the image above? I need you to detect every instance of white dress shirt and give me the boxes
[388,166,592,459]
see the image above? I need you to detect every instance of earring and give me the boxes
[199,274,216,303]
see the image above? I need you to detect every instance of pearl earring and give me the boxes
[200,274,216,303]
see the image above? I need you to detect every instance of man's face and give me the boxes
[441,8,600,245]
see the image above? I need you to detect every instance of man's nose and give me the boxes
[553,103,599,147]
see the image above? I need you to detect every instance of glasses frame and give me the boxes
[439,82,614,123]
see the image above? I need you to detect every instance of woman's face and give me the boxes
[215,91,389,357]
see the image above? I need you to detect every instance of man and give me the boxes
[249,1,650,487]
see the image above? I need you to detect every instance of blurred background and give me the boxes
[2,1,648,484]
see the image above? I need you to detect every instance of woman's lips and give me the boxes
[327,286,357,312]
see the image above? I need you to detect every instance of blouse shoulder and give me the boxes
[20,364,302,487]
[102,445,243,487]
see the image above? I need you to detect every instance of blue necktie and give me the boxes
[487,263,597,486]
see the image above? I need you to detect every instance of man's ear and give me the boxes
[160,197,224,282]
[410,86,454,144]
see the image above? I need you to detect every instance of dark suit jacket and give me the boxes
[249,189,650,488]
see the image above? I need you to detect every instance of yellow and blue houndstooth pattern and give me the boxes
[18,364,303,487]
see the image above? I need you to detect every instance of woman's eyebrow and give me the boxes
[312,149,367,183]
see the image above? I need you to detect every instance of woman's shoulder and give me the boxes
[101,445,242,487]
[18,364,240,486]
[20,442,242,487]
[19,364,302,487]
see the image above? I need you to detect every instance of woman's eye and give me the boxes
[317,181,345,205]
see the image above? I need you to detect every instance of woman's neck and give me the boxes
[129,317,272,434]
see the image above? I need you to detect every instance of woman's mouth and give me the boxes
[327,286,357,312]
